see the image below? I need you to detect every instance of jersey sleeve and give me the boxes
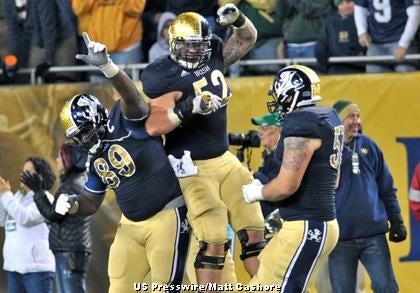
[84,169,107,196]
[141,58,179,99]
[282,111,322,139]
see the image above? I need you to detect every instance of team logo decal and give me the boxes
[307,229,322,242]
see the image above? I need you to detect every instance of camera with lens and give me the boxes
[228,130,261,148]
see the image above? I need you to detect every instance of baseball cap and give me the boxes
[251,113,283,127]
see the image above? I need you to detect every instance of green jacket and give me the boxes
[280,0,331,44]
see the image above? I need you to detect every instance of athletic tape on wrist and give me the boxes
[167,108,182,127]
[99,60,119,78]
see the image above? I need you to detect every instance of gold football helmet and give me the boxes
[169,12,212,70]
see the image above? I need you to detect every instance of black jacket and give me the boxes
[315,11,365,74]
[34,172,91,253]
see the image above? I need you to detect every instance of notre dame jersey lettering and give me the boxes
[275,106,344,221]
[142,35,231,160]
[84,102,182,221]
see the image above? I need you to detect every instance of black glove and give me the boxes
[20,171,44,193]
[389,214,407,243]
[35,62,53,82]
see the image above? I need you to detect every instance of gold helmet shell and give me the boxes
[169,12,212,70]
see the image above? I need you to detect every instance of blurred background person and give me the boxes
[28,0,77,83]
[315,0,366,74]
[249,112,282,219]
[279,0,332,59]
[21,143,91,293]
[3,0,32,83]
[71,0,146,83]
[329,100,407,293]
[0,157,56,293]
[409,162,420,222]
[148,12,175,63]
[354,0,420,73]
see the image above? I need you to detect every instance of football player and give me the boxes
[55,33,192,293]
[142,4,266,288]
[242,65,344,291]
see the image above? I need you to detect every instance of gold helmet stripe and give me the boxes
[59,95,78,138]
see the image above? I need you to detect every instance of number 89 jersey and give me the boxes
[84,102,183,221]
[142,35,231,160]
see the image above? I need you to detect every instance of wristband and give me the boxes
[173,96,194,122]
[99,60,119,78]
[232,12,246,28]
[167,109,182,127]
[237,16,253,29]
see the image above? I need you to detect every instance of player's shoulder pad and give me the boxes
[141,56,180,99]
[282,110,322,138]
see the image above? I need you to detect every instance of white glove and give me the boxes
[217,3,245,27]
[168,151,198,178]
[192,91,222,115]
[242,179,264,203]
[55,194,79,215]
[265,209,282,234]
[75,32,119,78]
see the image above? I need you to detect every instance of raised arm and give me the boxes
[76,32,148,119]
[217,3,257,67]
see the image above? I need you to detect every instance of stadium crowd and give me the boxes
[0,0,420,84]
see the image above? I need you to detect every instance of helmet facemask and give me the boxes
[170,38,211,70]
[69,122,106,156]
[60,94,108,156]
[169,12,212,70]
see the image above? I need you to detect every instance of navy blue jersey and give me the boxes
[141,35,231,160]
[84,102,182,221]
[356,0,414,43]
[275,106,344,221]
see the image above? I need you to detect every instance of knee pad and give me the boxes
[194,241,229,270]
[237,229,266,261]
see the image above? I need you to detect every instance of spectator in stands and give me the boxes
[354,0,420,73]
[72,0,146,83]
[219,0,284,75]
[3,0,31,82]
[0,54,19,84]
[21,143,91,293]
[27,0,77,83]
[0,157,56,293]
[141,1,166,62]
[329,100,407,293]
[148,12,175,63]
[0,0,6,58]
[279,0,332,58]
[315,0,365,74]
[409,162,420,222]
